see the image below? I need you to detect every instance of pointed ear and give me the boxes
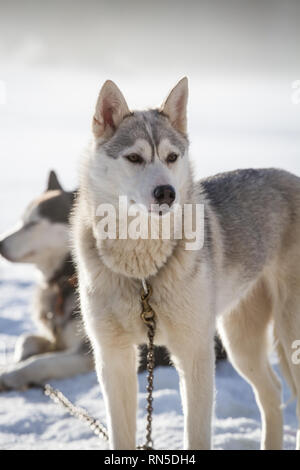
[47,170,63,191]
[160,77,188,134]
[92,80,131,139]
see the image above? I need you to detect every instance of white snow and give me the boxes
[1,0,300,450]
[0,268,298,450]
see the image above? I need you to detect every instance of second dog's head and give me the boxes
[0,171,74,273]
[87,78,192,214]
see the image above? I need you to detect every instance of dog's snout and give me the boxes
[0,239,12,261]
[153,185,176,207]
[0,240,7,259]
[0,239,8,258]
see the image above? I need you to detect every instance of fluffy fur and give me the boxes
[72,78,300,450]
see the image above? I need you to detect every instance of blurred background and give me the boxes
[0,0,300,234]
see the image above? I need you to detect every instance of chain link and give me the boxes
[137,282,156,450]
[43,383,109,441]
[40,280,156,450]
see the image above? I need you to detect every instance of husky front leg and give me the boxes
[168,326,215,450]
[93,340,138,450]
[79,276,138,449]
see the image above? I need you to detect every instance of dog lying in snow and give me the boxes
[0,171,93,390]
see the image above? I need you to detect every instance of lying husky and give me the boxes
[0,171,93,390]
[72,77,300,450]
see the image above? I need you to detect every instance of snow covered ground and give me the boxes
[1,0,300,451]
[0,275,298,449]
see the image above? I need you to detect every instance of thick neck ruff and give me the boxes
[97,236,178,280]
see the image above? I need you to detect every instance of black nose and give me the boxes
[153,185,176,207]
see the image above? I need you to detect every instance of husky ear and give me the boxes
[160,77,188,135]
[47,170,63,191]
[93,80,131,139]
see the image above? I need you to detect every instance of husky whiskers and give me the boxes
[73,78,300,450]
[0,171,93,390]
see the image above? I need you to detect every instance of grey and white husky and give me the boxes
[0,171,93,390]
[72,77,300,450]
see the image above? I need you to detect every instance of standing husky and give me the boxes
[72,78,300,450]
[0,171,93,390]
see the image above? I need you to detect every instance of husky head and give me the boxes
[83,79,196,280]
[0,171,74,276]
[88,77,191,212]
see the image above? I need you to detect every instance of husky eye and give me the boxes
[166,152,178,163]
[125,153,144,164]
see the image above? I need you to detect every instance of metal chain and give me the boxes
[43,383,109,441]
[40,279,156,450]
[137,281,156,449]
